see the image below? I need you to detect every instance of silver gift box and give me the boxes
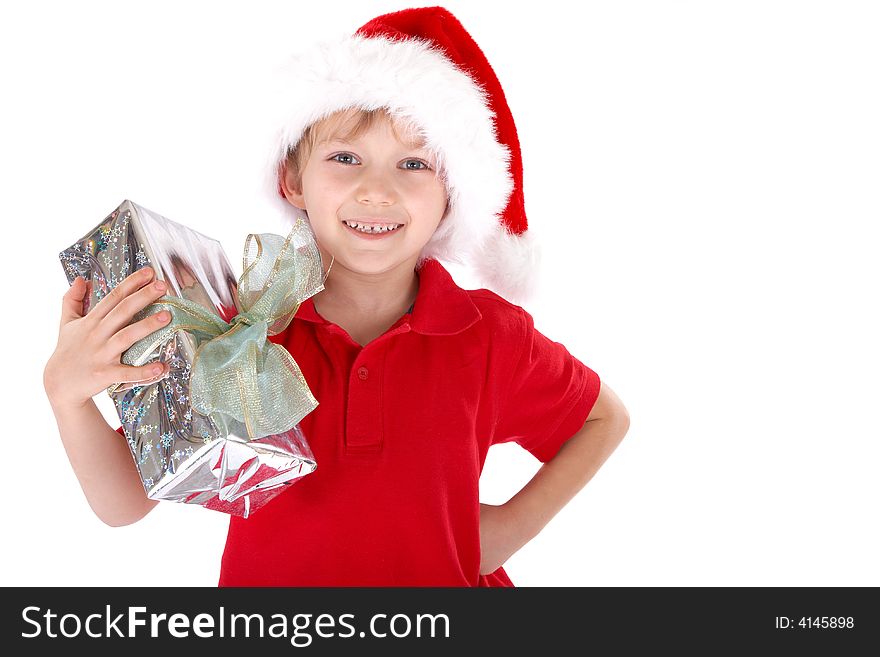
[58,200,318,517]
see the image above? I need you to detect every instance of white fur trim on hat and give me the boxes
[473,222,542,307]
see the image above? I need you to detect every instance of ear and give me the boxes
[279,161,307,211]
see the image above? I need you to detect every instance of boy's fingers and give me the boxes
[112,362,168,385]
[90,267,154,322]
[60,277,87,325]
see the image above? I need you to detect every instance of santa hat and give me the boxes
[261,5,540,304]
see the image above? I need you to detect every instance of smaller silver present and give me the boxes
[59,200,325,517]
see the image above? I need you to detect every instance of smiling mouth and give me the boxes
[341,220,404,234]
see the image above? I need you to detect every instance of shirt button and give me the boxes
[357,366,369,380]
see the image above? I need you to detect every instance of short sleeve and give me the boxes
[492,308,601,463]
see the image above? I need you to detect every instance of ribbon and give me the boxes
[120,217,326,439]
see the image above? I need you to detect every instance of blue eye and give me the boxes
[329,153,430,170]
[402,159,430,171]
[330,153,359,165]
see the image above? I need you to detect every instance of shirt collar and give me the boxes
[293,258,482,336]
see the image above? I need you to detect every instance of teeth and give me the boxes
[344,221,402,234]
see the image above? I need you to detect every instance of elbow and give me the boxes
[597,383,630,438]
[595,402,630,444]
[618,405,631,434]
[99,515,138,528]
[601,408,630,446]
[92,500,156,528]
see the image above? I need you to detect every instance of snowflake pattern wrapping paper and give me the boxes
[58,200,322,517]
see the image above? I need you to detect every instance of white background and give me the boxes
[2,0,878,586]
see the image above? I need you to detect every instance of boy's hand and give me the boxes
[479,503,525,576]
[44,267,173,410]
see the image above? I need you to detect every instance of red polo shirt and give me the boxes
[117,258,601,586]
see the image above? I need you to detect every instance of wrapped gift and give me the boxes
[58,200,325,517]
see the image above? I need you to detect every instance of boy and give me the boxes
[44,6,630,586]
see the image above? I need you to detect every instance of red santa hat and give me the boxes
[261,5,540,304]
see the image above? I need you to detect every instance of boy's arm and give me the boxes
[480,382,630,574]
[46,391,158,527]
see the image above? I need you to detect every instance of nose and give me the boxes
[355,168,397,206]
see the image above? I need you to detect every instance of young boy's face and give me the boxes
[281,114,448,276]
